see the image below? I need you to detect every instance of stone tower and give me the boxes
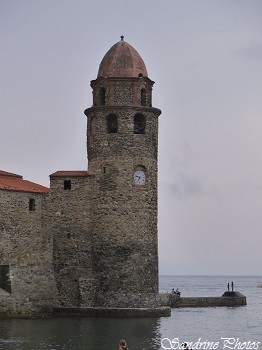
[84,36,162,308]
[0,37,170,317]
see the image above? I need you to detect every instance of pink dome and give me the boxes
[97,36,148,78]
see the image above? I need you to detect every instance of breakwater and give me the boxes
[160,291,247,308]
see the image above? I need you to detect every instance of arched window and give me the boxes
[99,87,106,105]
[107,114,118,133]
[134,113,145,134]
[141,89,146,106]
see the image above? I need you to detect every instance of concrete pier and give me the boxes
[160,291,247,308]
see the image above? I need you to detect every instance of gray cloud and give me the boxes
[235,44,262,62]
[167,173,203,199]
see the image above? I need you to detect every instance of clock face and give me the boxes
[134,170,145,185]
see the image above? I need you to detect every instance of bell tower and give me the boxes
[85,36,162,308]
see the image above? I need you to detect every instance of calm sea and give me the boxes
[0,275,261,350]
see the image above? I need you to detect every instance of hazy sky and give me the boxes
[1,1,262,276]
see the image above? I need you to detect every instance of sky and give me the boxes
[1,0,262,276]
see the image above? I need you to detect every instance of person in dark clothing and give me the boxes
[119,339,129,350]
[175,288,181,296]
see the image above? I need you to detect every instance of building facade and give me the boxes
[0,171,58,315]
[0,37,163,315]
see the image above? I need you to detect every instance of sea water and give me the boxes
[0,275,261,350]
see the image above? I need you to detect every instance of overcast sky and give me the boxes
[1,1,262,276]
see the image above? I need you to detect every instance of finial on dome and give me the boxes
[120,35,124,41]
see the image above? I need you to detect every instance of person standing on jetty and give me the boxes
[119,339,129,350]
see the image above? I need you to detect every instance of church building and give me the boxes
[0,37,169,316]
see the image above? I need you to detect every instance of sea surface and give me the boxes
[0,275,261,350]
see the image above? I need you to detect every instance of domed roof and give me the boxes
[97,36,148,78]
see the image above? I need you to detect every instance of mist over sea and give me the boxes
[0,275,261,350]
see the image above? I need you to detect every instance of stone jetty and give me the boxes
[160,291,247,308]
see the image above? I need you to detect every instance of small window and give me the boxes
[29,198,35,211]
[107,114,118,133]
[0,265,11,293]
[64,180,71,190]
[141,89,146,106]
[99,87,106,105]
[134,113,145,134]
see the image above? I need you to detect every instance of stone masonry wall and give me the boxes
[87,107,159,162]
[48,175,95,307]
[0,190,58,315]
[92,77,153,108]
[85,76,161,308]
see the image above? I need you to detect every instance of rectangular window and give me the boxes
[29,198,35,211]
[64,180,71,190]
[134,114,145,134]
[0,265,11,293]
[107,114,118,133]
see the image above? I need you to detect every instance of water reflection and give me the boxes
[2,276,260,349]
[0,316,163,349]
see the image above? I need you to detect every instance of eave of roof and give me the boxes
[0,170,23,179]
[0,178,49,193]
[0,169,49,193]
[49,171,91,178]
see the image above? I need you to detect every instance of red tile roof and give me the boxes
[0,170,23,179]
[0,170,49,193]
[49,171,91,178]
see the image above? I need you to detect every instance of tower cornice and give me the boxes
[84,105,162,117]
[90,76,155,89]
